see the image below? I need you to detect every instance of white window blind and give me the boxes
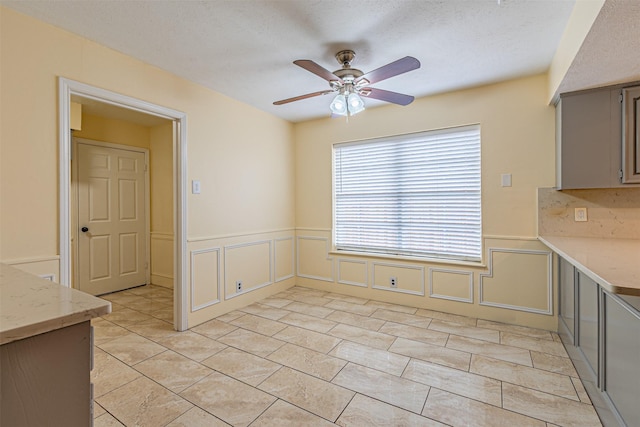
[333,125,481,261]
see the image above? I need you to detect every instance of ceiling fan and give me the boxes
[273,50,421,117]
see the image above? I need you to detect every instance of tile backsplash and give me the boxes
[538,187,640,239]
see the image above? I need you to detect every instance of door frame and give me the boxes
[72,138,151,292]
[59,77,188,331]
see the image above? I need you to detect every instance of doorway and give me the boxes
[59,77,188,331]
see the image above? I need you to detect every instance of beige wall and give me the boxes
[0,7,296,326]
[294,74,559,329]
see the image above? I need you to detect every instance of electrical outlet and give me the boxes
[236,280,243,292]
[574,207,588,222]
[390,277,397,288]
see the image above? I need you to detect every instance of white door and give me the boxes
[77,142,147,295]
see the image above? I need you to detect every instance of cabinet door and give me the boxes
[622,86,640,184]
[578,271,599,378]
[604,293,640,426]
[558,257,575,341]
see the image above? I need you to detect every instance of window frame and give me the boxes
[331,124,483,264]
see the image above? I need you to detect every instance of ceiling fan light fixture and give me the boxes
[347,92,365,115]
[330,93,348,116]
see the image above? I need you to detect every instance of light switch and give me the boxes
[501,173,512,187]
[192,180,201,194]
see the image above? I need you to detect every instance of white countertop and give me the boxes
[538,236,640,296]
[0,263,111,345]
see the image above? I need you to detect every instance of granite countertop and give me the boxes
[0,263,111,345]
[538,235,640,296]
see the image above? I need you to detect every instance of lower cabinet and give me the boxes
[557,256,640,427]
[604,294,640,427]
[578,271,599,378]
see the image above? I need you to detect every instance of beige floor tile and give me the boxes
[267,343,347,381]
[166,406,230,426]
[379,321,449,346]
[215,310,245,323]
[422,388,546,427]
[477,319,554,340]
[325,292,369,305]
[202,347,281,386]
[289,286,327,297]
[531,351,579,377]
[150,306,173,322]
[286,293,334,306]
[92,319,131,345]
[278,311,338,333]
[403,359,502,406]
[217,328,285,357]
[124,285,156,296]
[337,393,445,427]
[101,308,153,327]
[328,323,396,350]
[389,337,471,370]
[274,325,341,353]
[328,340,410,376]
[261,297,294,308]
[94,413,125,427]
[240,303,290,320]
[571,377,592,404]
[126,298,171,314]
[371,309,432,328]
[93,402,106,417]
[283,301,335,318]
[502,382,602,427]
[326,310,386,331]
[98,333,166,365]
[190,319,238,340]
[446,334,533,366]
[333,363,430,413]
[126,318,181,340]
[416,308,478,326]
[157,330,227,362]
[325,300,378,316]
[229,313,288,336]
[91,348,142,398]
[258,367,354,422]
[251,399,336,427]
[364,300,418,314]
[501,332,569,357]
[97,377,192,427]
[428,319,500,343]
[181,372,276,427]
[134,350,213,393]
[470,355,578,400]
[101,293,146,305]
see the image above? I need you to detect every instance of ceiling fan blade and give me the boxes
[356,56,420,85]
[360,88,415,106]
[273,90,335,105]
[294,60,343,83]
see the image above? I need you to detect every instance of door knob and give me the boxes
[81,227,89,232]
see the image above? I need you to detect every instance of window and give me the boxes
[333,125,481,262]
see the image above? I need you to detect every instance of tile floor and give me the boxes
[92,285,602,427]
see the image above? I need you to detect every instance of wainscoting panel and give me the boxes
[3,256,60,285]
[372,262,424,296]
[151,232,173,288]
[429,268,474,303]
[296,236,333,282]
[479,248,552,315]
[337,258,368,288]
[224,240,272,299]
[190,248,221,311]
[274,237,294,282]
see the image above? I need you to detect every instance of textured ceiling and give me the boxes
[2,0,580,122]
[5,1,638,124]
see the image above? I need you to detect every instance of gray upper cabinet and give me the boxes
[622,86,640,184]
[556,83,640,190]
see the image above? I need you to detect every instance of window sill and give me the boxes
[328,249,486,268]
